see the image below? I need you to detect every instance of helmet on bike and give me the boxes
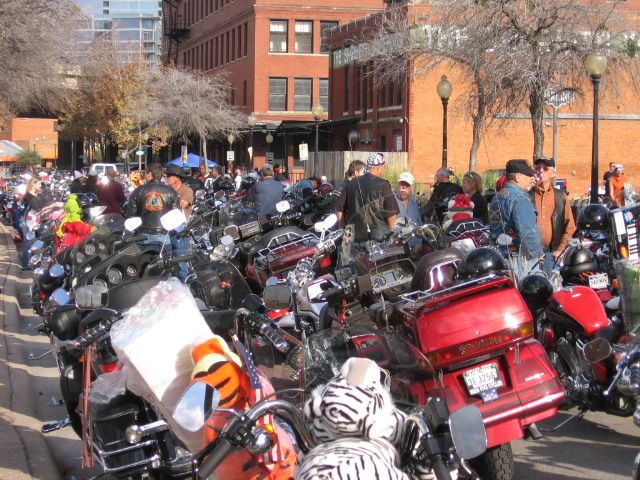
[518,274,553,312]
[317,183,333,195]
[218,180,235,192]
[241,176,257,191]
[560,248,598,284]
[577,204,610,232]
[456,247,508,280]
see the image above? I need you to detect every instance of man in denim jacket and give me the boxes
[489,159,543,258]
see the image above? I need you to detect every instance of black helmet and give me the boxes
[561,247,598,284]
[218,180,235,192]
[577,204,609,232]
[518,274,553,312]
[241,176,257,191]
[456,247,508,280]
[76,193,98,209]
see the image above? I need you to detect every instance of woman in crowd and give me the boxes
[462,171,488,224]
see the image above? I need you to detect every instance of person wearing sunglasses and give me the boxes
[462,171,488,224]
[529,157,576,275]
[489,159,543,261]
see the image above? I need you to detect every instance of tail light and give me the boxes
[620,245,629,258]
[98,362,119,374]
[318,256,332,268]
[425,322,534,366]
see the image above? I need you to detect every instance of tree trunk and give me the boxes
[201,137,209,174]
[469,90,486,172]
[529,90,545,161]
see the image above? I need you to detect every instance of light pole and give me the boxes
[266,132,274,152]
[311,100,324,154]
[54,143,57,170]
[437,75,453,168]
[247,112,257,167]
[227,133,235,171]
[585,51,607,205]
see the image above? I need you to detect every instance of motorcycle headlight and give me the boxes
[30,253,42,265]
[75,251,85,264]
[84,243,96,256]
[107,268,123,285]
[126,266,137,277]
[98,241,107,252]
[93,278,108,288]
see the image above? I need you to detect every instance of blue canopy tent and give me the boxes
[166,153,217,168]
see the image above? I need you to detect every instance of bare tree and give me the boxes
[0,0,86,121]
[357,0,639,167]
[142,66,247,161]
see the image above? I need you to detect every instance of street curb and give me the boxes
[0,223,63,480]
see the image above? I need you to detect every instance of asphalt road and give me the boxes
[4,230,640,480]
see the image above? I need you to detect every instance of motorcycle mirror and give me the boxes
[220,234,234,246]
[29,240,44,251]
[263,284,292,310]
[195,189,206,199]
[449,404,487,460]
[315,213,338,233]
[583,338,612,363]
[49,263,65,278]
[276,200,291,213]
[26,231,35,241]
[161,208,186,231]
[75,285,109,310]
[89,206,107,217]
[128,186,135,193]
[50,288,71,308]
[497,233,513,246]
[124,217,142,232]
[223,225,240,240]
[173,380,220,432]
[265,276,279,287]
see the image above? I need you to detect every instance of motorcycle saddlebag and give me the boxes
[49,304,81,341]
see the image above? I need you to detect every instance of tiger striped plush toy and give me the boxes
[295,357,410,480]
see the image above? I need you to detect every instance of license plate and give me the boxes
[463,363,503,396]
[588,272,609,289]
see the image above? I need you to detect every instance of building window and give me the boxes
[269,78,287,111]
[294,78,312,111]
[270,20,287,52]
[320,21,338,53]
[319,78,329,112]
[295,21,312,54]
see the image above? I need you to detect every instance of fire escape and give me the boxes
[162,0,189,66]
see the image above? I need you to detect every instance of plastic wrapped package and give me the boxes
[89,367,127,404]
[615,260,640,337]
[110,278,212,450]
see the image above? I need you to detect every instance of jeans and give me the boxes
[544,251,559,278]
[20,238,33,268]
[170,235,191,282]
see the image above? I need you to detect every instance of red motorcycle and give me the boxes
[382,247,565,480]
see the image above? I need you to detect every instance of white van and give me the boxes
[83,163,126,176]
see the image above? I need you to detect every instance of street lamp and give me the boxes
[585,51,607,204]
[311,100,324,154]
[227,133,235,170]
[247,113,257,164]
[437,75,453,168]
[266,132,274,152]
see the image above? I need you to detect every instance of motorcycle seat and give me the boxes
[411,247,464,292]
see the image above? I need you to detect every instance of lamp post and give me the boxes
[266,132,273,152]
[54,143,58,170]
[227,133,235,171]
[436,75,453,168]
[247,113,257,166]
[311,100,324,154]
[585,51,607,205]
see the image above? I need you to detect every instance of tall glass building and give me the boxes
[80,1,162,65]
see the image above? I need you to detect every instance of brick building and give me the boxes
[162,0,384,175]
[326,2,640,197]
[0,118,60,170]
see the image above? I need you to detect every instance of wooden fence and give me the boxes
[303,151,408,184]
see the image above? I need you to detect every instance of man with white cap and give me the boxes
[609,163,629,207]
[394,172,421,225]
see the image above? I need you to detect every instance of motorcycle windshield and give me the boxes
[346,194,444,248]
[218,196,258,228]
[614,260,640,335]
[294,325,445,410]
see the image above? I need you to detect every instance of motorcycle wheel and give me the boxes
[469,442,514,480]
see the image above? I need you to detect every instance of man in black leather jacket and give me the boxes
[125,162,180,245]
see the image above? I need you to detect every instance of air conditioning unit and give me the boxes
[360,129,372,144]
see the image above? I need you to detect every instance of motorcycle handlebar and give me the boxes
[259,322,289,353]
[313,286,342,302]
[113,234,148,248]
[69,313,122,352]
[197,438,235,480]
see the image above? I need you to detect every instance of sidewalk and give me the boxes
[0,222,64,480]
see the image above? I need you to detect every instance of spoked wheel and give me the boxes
[469,442,514,480]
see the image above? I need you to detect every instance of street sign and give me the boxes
[227,151,235,163]
[545,85,575,108]
[299,142,309,161]
[266,152,274,163]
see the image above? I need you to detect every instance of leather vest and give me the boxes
[529,187,565,251]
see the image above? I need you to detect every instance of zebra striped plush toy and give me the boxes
[294,357,410,480]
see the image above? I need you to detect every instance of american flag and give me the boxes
[230,334,285,465]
